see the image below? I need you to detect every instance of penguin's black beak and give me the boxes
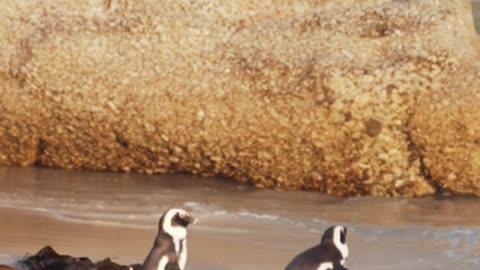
[185,215,199,225]
[173,212,199,227]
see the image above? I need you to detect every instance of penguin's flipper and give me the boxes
[334,262,349,270]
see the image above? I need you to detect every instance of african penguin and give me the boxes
[142,208,198,270]
[284,225,349,270]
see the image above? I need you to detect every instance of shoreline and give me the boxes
[1,207,478,270]
[0,169,479,270]
[0,207,294,270]
[0,207,150,264]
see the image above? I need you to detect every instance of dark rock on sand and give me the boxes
[17,246,139,270]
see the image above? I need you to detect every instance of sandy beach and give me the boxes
[0,207,287,270]
[0,167,479,270]
[0,206,322,270]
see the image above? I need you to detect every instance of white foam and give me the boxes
[213,210,227,216]
[238,211,280,221]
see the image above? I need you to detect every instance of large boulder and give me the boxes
[0,0,478,197]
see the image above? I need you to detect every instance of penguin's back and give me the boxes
[285,243,343,270]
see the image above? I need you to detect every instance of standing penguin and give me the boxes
[8,208,197,270]
[142,208,198,270]
[284,225,349,270]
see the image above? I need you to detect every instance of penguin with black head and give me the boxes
[284,225,349,270]
[142,208,198,270]
[3,208,197,270]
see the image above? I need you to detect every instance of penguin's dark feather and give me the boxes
[284,226,347,270]
[142,233,180,270]
[284,242,343,270]
[321,227,336,244]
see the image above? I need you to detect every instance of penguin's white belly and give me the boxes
[178,239,187,270]
[317,262,334,270]
[156,256,168,270]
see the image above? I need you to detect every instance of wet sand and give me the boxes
[0,207,286,270]
[0,167,479,270]
[0,206,313,270]
[0,208,151,266]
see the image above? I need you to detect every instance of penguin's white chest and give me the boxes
[316,262,334,270]
[175,238,187,270]
[156,256,168,270]
[338,245,348,265]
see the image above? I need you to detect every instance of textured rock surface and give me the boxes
[0,0,479,197]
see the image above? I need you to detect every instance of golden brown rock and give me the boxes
[0,0,479,197]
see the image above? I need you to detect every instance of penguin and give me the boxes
[12,208,196,270]
[142,208,198,270]
[284,225,349,270]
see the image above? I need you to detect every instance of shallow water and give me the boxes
[0,167,479,270]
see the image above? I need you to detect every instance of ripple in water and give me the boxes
[0,167,479,270]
